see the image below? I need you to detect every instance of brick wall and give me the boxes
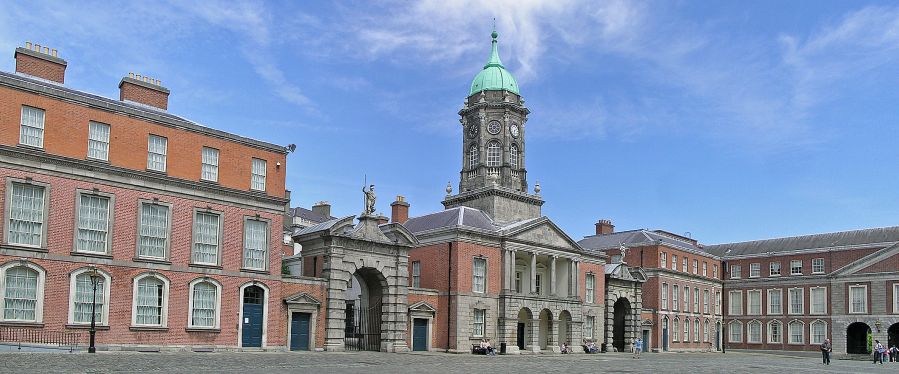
[280,280,328,349]
[119,80,168,110]
[15,52,65,83]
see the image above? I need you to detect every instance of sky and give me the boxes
[2,0,899,244]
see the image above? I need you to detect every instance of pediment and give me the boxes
[408,301,437,314]
[284,292,322,306]
[832,242,899,276]
[505,218,581,252]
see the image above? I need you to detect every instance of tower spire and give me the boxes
[485,24,503,69]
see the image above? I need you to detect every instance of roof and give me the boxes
[578,229,714,258]
[290,207,334,224]
[469,30,519,96]
[704,225,899,258]
[404,206,496,233]
[0,71,287,153]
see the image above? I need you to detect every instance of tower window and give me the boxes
[486,141,501,167]
[510,143,519,169]
[468,144,479,169]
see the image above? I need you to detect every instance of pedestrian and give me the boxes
[891,345,899,362]
[820,338,832,365]
[874,340,885,365]
[560,341,570,354]
[633,338,643,359]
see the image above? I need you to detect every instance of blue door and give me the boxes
[412,318,428,351]
[242,286,264,348]
[290,312,311,351]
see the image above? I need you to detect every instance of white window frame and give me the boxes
[713,264,718,278]
[201,147,219,182]
[0,261,45,323]
[788,320,804,345]
[19,106,45,148]
[661,283,668,310]
[729,290,743,316]
[682,257,688,272]
[728,320,742,343]
[242,217,270,271]
[673,318,680,342]
[68,267,111,326]
[472,257,487,294]
[660,253,667,269]
[73,190,114,255]
[684,287,689,312]
[411,261,421,288]
[848,284,867,314]
[693,319,700,342]
[187,278,221,330]
[768,289,783,315]
[747,290,761,315]
[191,209,223,266]
[468,144,478,168]
[747,320,762,343]
[770,261,781,277]
[810,287,826,315]
[715,291,721,314]
[788,288,804,315]
[146,134,167,172]
[894,283,899,314]
[693,287,700,313]
[749,263,760,278]
[692,259,698,274]
[585,273,595,303]
[768,320,782,344]
[730,265,741,279]
[585,315,595,339]
[811,258,824,274]
[672,255,678,271]
[136,200,172,260]
[510,143,519,169]
[251,158,267,191]
[131,272,169,328]
[809,320,827,345]
[472,308,485,337]
[87,121,111,161]
[683,318,689,341]
[703,319,710,342]
[5,179,50,249]
[672,285,679,311]
[703,289,710,314]
[486,141,501,167]
[702,262,708,277]
[790,260,802,275]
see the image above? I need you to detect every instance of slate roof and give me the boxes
[704,225,899,257]
[404,207,496,233]
[292,216,350,237]
[0,71,285,152]
[578,229,710,257]
[290,207,334,224]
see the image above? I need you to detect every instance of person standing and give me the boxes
[633,338,643,359]
[820,338,832,365]
[874,340,885,364]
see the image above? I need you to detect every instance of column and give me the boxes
[550,256,557,296]
[503,249,512,292]
[572,260,580,299]
[511,250,517,293]
[568,261,575,297]
[530,252,537,294]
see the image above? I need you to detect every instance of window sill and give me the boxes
[199,179,220,185]
[66,324,110,330]
[240,268,270,275]
[133,257,172,266]
[190,263,223,270]
[15,144,45,152]
[1,243,48,253]
[85,157,110,164]
[186,327,221,333]
[0,321,44,328]
[145,168,168,175]
[71,251,113,259]
[129,326,169,332]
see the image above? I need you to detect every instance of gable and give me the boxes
[857,251,899,274]
[284,292,322,306]
[833,242,899,276]
[508,220,580,251]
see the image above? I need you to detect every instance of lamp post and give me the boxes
[87,266,101,353]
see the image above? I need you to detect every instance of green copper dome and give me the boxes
[469,30,520,96]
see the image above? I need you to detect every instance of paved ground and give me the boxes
[1,350,897,374]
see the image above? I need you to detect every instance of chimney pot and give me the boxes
[390,195,410,224]
[34,44,41,52]
[25,41,31,49]
[51,49,57,57]
[119,72,170,110]
[595,219,615,235]
[15,41,67,83]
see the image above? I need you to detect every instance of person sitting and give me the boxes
[485,339,496,356]
[560,342,570,354]
[586,340,599,353]
[474,339,488,355]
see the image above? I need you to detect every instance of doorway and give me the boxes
[613,297,631,352]
[290,312,311,351]
[846,322,872,354]
[663,317,669,352]
[412,318,428,351]
[890,323,899,351]
[241,285,265,347]
[344,268,386,351]
[642,330,650,352]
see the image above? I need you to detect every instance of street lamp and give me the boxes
[87,266,101,353]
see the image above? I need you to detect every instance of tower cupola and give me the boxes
[469,30,520,96]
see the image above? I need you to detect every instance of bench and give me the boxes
[471,345,487,355]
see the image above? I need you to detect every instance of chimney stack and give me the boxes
[119,72,170,110]
[391,195,410,224]
[595,219,615,235]
[376,214,389,225]
[312,201,331,219]
[15,41,67,84]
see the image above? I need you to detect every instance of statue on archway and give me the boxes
[363,184,376,216]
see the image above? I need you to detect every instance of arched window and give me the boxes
[768,320,782,343]
[703,319,710,342]
[684,317,690,341]
[694,319,700,342]
[486,141,501,167]
[673,318,680,342]
[789,320,804,344]
[1,262,45,322]
[468,144,478,169]
[728,320,742,343]
[510,143,519,169]
[747,320,762,343]
[132,273,169,327]
[188,278,221,329]
[68,267,111,325]
[810,320,827,344]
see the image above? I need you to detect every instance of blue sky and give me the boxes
[3,1,899,244]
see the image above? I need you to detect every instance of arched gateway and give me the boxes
[293,213,419,352]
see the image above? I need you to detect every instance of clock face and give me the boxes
[510,124,520,138]
[468,124,479,138]
[487,120,501,135]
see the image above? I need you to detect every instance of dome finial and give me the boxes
[491,18,498,40]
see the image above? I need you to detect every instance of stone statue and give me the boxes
[619,244,628,264]
[363,184,376,216]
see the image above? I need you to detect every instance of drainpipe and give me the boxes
[446,242,453,353]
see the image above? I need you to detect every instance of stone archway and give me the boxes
[890,323,899,351]
[344,267,388,351]
[558,310,572,347]
[847,322,871,354]
[613,297,631,352]
[539,309,553,350]
[516,308,533,351]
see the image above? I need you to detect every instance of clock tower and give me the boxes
[442,30,544,224]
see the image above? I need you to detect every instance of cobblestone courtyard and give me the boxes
[1,351,897,374]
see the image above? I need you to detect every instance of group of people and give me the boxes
[583,339,599,353]
[477,339,496,356]
[872,340,899,365]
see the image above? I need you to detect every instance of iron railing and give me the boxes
[0,327,84,352]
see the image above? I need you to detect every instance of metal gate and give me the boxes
[344,300,382,351]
